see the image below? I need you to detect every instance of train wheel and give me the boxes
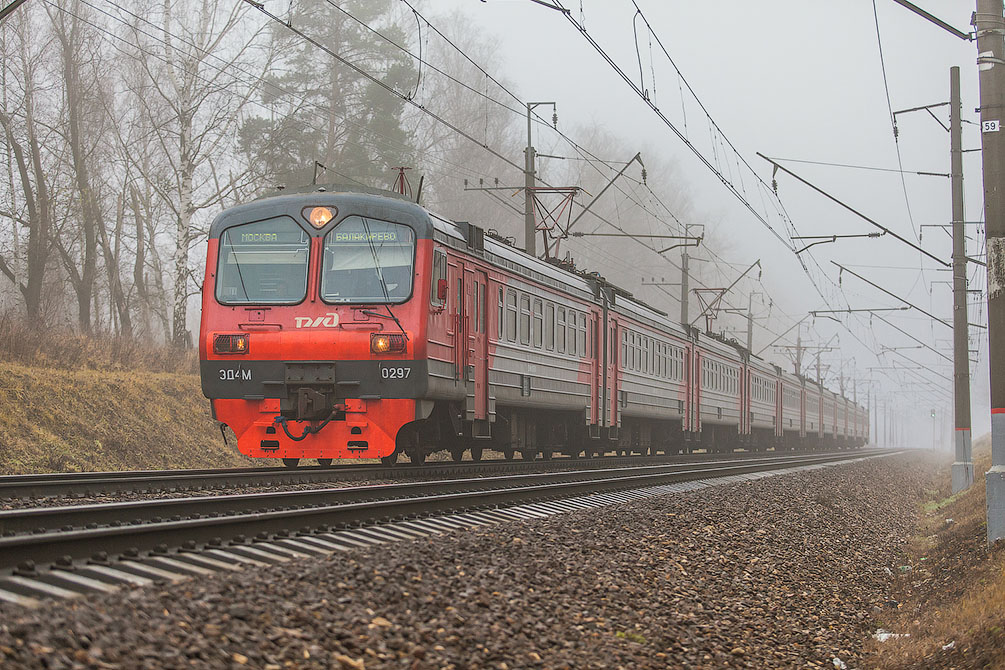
[521,449,537,461]
[409,450,427,465]
[450,448,464,463]
[503,449,515,460]
[540,450,552,461]
[282,458,300,469]
[380,451,399,467]
[317,458,333,468]
[470,447,483,462]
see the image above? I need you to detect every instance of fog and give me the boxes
[438,0,988,447]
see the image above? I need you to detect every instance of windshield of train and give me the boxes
[215,217,310,304]
[320,216,415,304]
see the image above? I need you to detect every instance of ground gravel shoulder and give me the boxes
[0,451,943,669]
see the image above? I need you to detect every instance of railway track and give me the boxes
[0,449,859,500]
[0,449,895,606]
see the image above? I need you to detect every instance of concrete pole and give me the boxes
[795,332,803,376]
[884,402,889,449]
[525,104,537,257]
[746,292,754,352]
[976,0,1005,544]
[951,66,975,491]
[680,245,690,326]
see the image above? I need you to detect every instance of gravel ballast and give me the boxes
[0,451,942,669]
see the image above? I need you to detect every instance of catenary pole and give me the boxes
[951,66,975,493]
[525,105,537,256]
[976,0,1005,545]
[680,244,690,326]
[524,102,556,256]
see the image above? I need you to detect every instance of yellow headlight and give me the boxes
[372,335,391,353]
[305,206,334,229]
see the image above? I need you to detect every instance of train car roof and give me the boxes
[208,185,433,240]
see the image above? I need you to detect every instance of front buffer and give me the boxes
[203,358,428,460]
[213,397,415,460]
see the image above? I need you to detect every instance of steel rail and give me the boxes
[0,451,864,536]
[0,450,890,573]
[0,450,820,499]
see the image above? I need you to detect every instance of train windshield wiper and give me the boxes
[362,218,408,340]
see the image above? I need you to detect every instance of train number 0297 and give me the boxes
[380,366,411,379]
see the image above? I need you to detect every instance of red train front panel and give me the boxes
[199,191,435,461]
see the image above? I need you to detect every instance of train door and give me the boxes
[591,311,601,427]
[683,345,692,433]
[606,317,620,431]
[775,379,783,439]
[739,365,748,439]
[451,262,465,381]
[463,267,489,424]
[691,348,701,435]
[799,386,806,438]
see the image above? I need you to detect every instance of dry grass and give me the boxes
[868,434,1005,669]
[0,314,197,374]
[0,360,250,474]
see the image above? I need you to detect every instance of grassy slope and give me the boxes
[0,362,249,474]
[869,435,1005,669]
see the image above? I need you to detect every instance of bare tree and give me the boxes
[125,0,269,346]
[0,9,59,323]
[47,0,107,333]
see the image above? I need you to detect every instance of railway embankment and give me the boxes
[0,361,244,474]
[867,436,1005,670]
[0,451,944,669]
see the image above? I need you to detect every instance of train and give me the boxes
[199,185,869,467]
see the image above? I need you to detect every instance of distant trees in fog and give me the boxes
[0,0,709,346]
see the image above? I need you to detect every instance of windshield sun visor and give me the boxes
[320,217,415,304]
[215,216,310,305]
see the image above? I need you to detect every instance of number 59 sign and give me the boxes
[983,119,1000,133]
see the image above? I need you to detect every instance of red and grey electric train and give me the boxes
[199,185,869,467]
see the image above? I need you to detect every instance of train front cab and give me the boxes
[199,190,435,465]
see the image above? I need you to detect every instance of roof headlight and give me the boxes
[304,206,335,229]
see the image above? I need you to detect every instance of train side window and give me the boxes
[520,294,531,345]
[545,303,555,351]
[557,307,566,353]
[506,290,517,342]
[622,331,628,365]
[476,282,483,333]
[533,299,543,348]
[479,282,486,333]
[577,316,585,357]
[497,287,504,340]
[473,281,480,333]
[430,249,447,307]
[569,312,578,356]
